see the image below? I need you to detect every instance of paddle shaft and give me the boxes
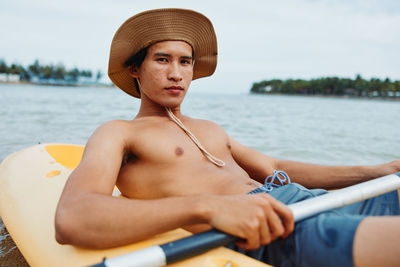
[91,172,400,267]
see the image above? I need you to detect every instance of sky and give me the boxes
[1,0,399,94]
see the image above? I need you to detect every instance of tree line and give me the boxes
[0,59,102,82]
[250,75,400,98]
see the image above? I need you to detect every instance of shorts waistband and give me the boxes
[248,170,291,194]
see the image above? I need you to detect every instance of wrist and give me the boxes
[389,160,400,173]
[363,161,400,180]
[190,194,216,225]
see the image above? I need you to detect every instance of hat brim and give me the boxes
[108,8,218,98]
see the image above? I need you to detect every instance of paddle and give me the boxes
[91,172,400,267]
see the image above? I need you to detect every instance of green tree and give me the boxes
[68,68,80,81]
[96,70,103,81]
[28,60,41,76]
[80,70,92,78]
[9,63,25,75]
[354,74,367,96]
[0,59,8,73]
[281,79,296,94]
[40,65,54,79]
[394,81,400,98]
[382,78,391,97]
[369,78,383,97]
[54,64,66,80]
[250,76,398,98]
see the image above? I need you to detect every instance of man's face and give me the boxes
[130,40,194,108]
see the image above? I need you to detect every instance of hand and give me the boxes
[386,160,400,173]
[206,193,294,250]
[374,160,400,177]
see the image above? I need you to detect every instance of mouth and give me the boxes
[165,86,184,95]
[165,86,184,91]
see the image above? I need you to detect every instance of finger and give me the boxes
[244,223,261,250]
[255,194,285,239]
[235,235,261,251]
[235,240,249,251]
[252,194,285,244]
[258,214,272,245]
[250,194,285,241]
[269,198,295,237]
[265,207,285,241]
[233,213,264,251]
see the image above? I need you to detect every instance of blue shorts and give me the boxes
[228,180,399,267]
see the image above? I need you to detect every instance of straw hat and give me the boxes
[108,8,218,98]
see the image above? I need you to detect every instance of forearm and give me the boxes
[276,159,400,189]
[55,193,207,249]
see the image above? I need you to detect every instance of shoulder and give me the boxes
[85,120,134,154]
[184,117,230,145]
[187,117,226,132]
[92,119,146,139]
[88,117,170,149]
[95,120,131,133]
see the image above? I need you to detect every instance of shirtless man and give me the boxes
[55,8,400,267]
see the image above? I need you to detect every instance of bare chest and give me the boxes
[116,136,256,198]
[115,118,259,198]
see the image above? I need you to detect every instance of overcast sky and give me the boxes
[1,0,399,94]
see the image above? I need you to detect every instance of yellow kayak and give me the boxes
[0,144,269,267]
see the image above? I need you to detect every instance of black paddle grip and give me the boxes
[160,229,239,264]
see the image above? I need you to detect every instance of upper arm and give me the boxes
[61,121,128,197]
[229,135,278,183]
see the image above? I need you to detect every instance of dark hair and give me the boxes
[123,47,149,96]
[123,47,148,68]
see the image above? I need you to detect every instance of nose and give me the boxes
[167,62,183,82]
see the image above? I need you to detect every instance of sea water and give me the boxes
[1,83,399,263]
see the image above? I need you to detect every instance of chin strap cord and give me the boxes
[165,107,225,167]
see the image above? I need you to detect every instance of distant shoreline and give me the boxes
[250,76,400,101]
[250,92,400,102]
[0,80,115,88]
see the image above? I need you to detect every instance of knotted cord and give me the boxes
[165,107,225,167]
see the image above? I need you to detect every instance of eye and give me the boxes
[156,58,168,63]
[181,59,192,65]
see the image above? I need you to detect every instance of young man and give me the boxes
[55,8,400,267]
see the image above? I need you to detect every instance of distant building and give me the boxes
[260,85,272,92]
[29,74,98,86]
[344,88,356,96]
[0,73,20,82]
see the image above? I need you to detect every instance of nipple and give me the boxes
[175,147,184,156]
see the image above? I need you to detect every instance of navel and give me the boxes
[175,147,184,156]
[246,180,259,187]
[227,142,231,150]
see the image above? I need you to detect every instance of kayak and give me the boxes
[0,144,270,267]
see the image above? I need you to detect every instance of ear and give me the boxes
[128,66,140,78]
